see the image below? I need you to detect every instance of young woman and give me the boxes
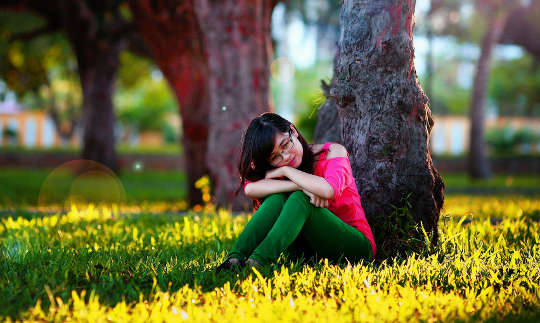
[217,113,376,271]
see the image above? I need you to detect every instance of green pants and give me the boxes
[228,191,372,265]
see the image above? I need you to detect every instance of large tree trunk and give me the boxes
[129,0,210,206]
[468,10,509,179]
[334,0,444,258]
[61,2,123,172]
[75,44,121,173]
[195,0,277,211]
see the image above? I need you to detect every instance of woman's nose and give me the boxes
[282,151,293,162]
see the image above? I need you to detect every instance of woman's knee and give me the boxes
[287,191,310,203]
[262,192,288,205]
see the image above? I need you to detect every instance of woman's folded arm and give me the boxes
[244,179,301,198]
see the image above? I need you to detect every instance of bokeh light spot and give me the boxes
[133,161,143,172]
[270,57,295,82]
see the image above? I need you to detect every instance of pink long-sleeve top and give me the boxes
[243,141,377,257]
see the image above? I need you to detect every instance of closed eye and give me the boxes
[283,139,291,149]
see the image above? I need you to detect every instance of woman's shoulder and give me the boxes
[310,143,326,155]
[311,142,348,161]
[326,143,348,159]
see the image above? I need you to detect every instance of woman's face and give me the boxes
[267,126,303,168]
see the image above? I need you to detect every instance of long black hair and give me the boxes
[234,112,324,207]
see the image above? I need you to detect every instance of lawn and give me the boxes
[0,168,187,207]
[0,169,539,321]
[1,167,540,206]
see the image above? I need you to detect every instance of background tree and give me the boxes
[128,0,210,206]
[468,0,524,179]
[330,0,444,257]
[194,0,279,210]
[499,1,540,58]
[488,55,540,117]
[1,0,136,172]
[130,0,278,209]
[0,13,81,142]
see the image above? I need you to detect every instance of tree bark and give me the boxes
[195,0,277,211]
[129,0,210,206]
[74,45,120,173]
[468,11,508,179]
[334,0,444,257]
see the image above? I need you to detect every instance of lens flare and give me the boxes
[38,159,126,210]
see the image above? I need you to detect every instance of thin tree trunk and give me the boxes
[313,79,342,144]
[129,0,210,206]
[314,54,342,144]
[195,0,277,211]
[334,0,444,258]
[61,2,123,173]
[3,0,131,173]
[75,45,121,173]
[468,12,508,179]
[499,4,540,59]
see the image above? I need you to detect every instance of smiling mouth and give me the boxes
[287,157,296,166]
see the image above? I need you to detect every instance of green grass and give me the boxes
[0,168,187,206]
[0,196,539,321]
[0,144,182,155]
[2,168,540,207]
[443,173,540,191]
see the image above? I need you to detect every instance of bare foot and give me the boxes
[228,258,240,265]
[245,258,260,268]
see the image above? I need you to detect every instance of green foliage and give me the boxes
[274,60,331,141]
[0,10,82,132]
[489,54,540,117]
[162,122,179,144]
[115,51,154,91]
[0,11,76,95]
[0,196,539,321]
[374,193,432,260]
[2,127,17,138]
[0,10,46,81]
[486,125,539,155]
[294,90,323,143]
[419,61,471,115]
[115,51,177,133]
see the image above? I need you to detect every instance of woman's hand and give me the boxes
[265,167,288,180]
[302,189,330,208]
